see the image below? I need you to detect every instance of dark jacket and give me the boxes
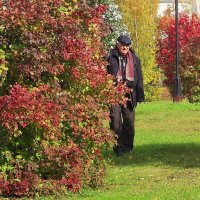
[107,47,145,106]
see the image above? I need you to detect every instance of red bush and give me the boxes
[0,0,127,197]
[0,84,62,135]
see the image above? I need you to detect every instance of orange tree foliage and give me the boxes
[157,11,200,103]
[0,0,127,197]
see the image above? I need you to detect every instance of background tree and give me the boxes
[102,0,130,49]
[157,10,200,103]
[115,0,161,101]
[86,0,130,49]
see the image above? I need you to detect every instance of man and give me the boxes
[107,35,144,156]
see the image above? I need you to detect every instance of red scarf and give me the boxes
[117,50,134,82]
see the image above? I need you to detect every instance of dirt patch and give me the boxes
[167,170,200,181]
[160,87,172,101]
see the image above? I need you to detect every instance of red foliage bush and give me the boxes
[0,0,127,197]
[0,170,39,197]
[0,84,62,135]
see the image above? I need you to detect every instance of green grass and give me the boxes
[66,101,200,200]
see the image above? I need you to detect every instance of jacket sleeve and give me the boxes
[105,50,111,73]
[106,53,112,75]
[106,49,119,78]
[135,56,145,102]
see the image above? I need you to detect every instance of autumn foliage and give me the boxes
[0,0,127,197]
[115,0,161,101]
[157,10,200,102]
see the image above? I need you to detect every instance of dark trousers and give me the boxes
[109,103,135,149]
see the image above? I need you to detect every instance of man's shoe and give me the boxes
[113,146,124,156]
[123,146,133,154]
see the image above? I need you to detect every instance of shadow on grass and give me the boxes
[104,143,200,168]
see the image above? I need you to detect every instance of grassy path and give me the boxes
[67,101,200,200]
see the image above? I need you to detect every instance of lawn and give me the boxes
[66,101,200,200]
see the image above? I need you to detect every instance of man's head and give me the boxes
[116,35,131,56]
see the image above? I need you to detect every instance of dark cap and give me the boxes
[117,35,131,45]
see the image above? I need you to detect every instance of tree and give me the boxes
[102,0,130,49]
[157,10,200,103]
[115,0,161,101]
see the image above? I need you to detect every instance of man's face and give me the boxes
[117,42,130,55]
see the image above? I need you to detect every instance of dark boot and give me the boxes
[113,145,124,156]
